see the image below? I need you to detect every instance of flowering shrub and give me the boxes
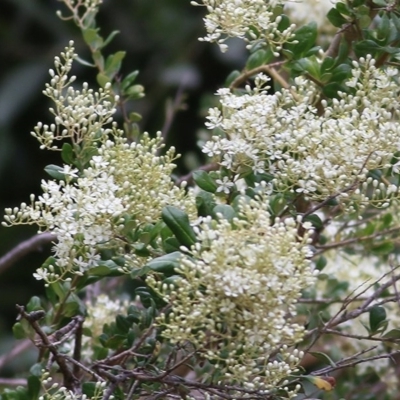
[1,0,400,399]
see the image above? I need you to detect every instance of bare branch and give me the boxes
[0,232,56,275]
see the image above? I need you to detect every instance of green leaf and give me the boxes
[330,63,351,82]
[315,255,327,271]
[369,305,387,334]
[75,55,95,68]
[124,84,145,99]
[321,57,335,73]
[161,206,197,248]
[87,261,123,277]
[129,112,142,122]
[246,48,272,70]
[304,214,323,229]
[286,23,318,58]
[97,72,111,88]
[61,143,75,165]
[371,241,394,255]
[26,296,42,312]
[327,8,348,27]
[193,170,218,193]
[130,265,151,279]
[27,375,41,400]
[309,351,337,367]
[105,51,126,79]
[292,57,321,79]
[92,50,105,71]
[44,164,65,180]
[163,237,181,253]
[121,70,140,91]
[354,40,383,58]
[103,30,120,48]
[382,328,400,339]
[196,190,217,217]
[213,204,236,222]
[336,1,351,16]
[146,251,182,274]
[225,70,240,87]
[12,322,27,340]
[82,28,104,50]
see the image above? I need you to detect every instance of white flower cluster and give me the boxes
[284,0,336,31]
[150,197,316,390]
[3,134,195,282]
[40,371,110,400]
[191,0,296,52]
[3,46,196,282]
[79,294,129,361]
[31,41,117,151]
[204,58,400,209]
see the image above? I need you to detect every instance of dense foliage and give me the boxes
[1,0,400,399]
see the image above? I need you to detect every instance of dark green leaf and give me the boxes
[286,23,318,58]
[146,251,181,273]
[382,328,400,339]
[162,206,197,248]
[163,237,181,253]
[27,376,41,400]
[330,63,351,82]
[315,255,327,271]
[304,214,323,229]
[369,305,387,334]
[322,82,345,98]
[327,8,348,27]
[371,242,394,255]
[196,190,217,217]
[121,70,140,91]
[61,143,75,164]
[336,1,351,16]
[225,70,241,87]
[130,265,151,279]
[193,170,218,193]
[354,40,383,58]
[321,57,335,73]
[246,49,271,70]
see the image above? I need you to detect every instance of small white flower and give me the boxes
[216,176,234,194]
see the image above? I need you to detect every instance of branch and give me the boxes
[315,225,400,252]
[0,339,33,371]
[0,232,56,275]
[16,305,79,391]
[229,62,286,90]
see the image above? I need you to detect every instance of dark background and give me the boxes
[0,0,247,350]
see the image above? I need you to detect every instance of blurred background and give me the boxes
[0,0,247,378]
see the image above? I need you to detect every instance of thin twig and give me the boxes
[0,339,33,371]
[0,232,56,275]
[16,305,79,391]
[315,225,400,251]
[229,62,286,90]
[0,378,28,386]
